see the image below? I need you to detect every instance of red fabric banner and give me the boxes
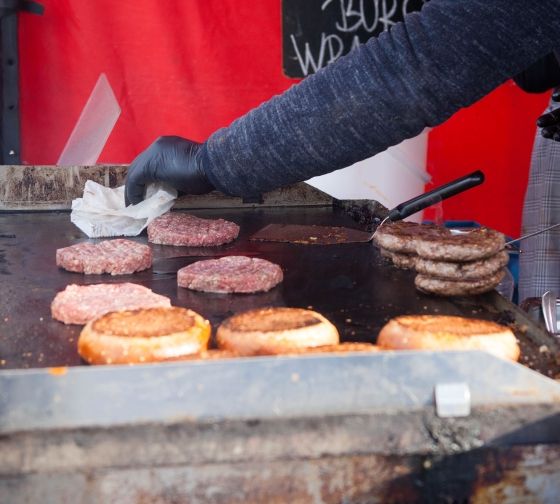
[18,1,550,236]
[19,0,298,164]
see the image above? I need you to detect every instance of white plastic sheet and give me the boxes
[57,74,121,166]
[71,181,177,238]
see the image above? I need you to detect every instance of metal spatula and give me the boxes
[250,170,485,245]
[376,170,485,229]
[152,252,262,274]
[249,223,373,245]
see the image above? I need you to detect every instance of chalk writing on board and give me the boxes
[283,0,428,77]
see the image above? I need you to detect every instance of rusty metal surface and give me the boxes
[175,181,335,209]
[1,207,560,375]
[0,165,126,210]
[1,406,560,503]
[2,405,559,473]
[3,446,558,504]
[0,164,333,210]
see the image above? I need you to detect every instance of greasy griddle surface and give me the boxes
[0,208,558,376]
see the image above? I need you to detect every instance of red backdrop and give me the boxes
[18,1,550,237]
[426,82,549,237]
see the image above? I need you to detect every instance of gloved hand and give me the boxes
[537,89,560,141]
[125,136,214,206]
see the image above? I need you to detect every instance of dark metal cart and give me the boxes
[1,165,560,503]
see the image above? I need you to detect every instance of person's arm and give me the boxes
[126,0,559,203]
[538,89,560,141]
[203,0,558,197]
[514,52,560,94]
[513,51,560,141]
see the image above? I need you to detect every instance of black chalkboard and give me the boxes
[282,0,428,78]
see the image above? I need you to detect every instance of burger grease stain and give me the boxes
[48,367,68,376]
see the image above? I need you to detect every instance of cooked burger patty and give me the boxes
[377,314,520,361]
[148,212,239,247]
[51,283,171,325]
[56,239,152,275]
[414,250,510,280]
[380,248,416,269]
[177,256,283,294]
[374,222,505,261]
[415,268,505,296]
[374,221,445,254]
[414,227,505,261]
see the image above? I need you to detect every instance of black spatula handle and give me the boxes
[386,170,484,222]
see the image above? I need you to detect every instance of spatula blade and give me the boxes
[249,224,372,245]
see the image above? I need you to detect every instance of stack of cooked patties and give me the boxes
[374,221,508,296]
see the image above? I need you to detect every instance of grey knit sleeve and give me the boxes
[203,0,560,197]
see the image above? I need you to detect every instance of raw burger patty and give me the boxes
[56,239,152,275]
[415,269,505,296]
[178,256,283,293]
[148,213,240,247]
[51,283,171,325]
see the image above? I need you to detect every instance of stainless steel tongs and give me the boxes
[541,290,558,335]
[506,223,560,247]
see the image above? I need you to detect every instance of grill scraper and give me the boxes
[250,170,485,245]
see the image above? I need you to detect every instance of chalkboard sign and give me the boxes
[282,0,428,78]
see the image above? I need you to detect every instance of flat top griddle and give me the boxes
[1,205,559,376]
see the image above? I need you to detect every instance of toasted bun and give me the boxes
[216,307,339,356]
[285,342,380,356]
[182,349,240,361]
[78,307,211,365]
[377,315,519,361]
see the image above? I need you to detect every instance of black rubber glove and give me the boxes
[125,136,214,206]
[537,89,560,142]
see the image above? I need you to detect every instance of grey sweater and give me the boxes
[203,0,560,197]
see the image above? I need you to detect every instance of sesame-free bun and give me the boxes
[284,342,380,356]
[216,307,339,356]
[78,307,211,365]
[377,315,519,361]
